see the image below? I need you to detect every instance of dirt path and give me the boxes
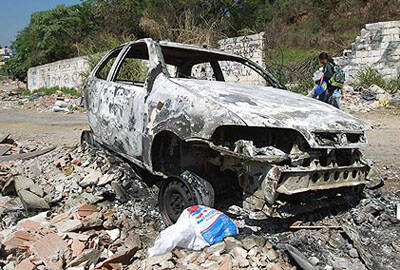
[0,110,89,146]
[353,108,400,192]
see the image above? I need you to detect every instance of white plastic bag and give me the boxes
[148,205,238,257]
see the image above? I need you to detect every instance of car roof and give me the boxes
[123,38,244,61]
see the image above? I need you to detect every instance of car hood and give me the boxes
[171,78,371,144]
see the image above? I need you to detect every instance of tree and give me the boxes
[4,3,98,81]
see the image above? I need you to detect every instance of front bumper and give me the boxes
[242,160,371,218]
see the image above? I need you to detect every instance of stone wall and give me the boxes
[335,21,400,84]
[27,56,89,91]
[27,33,266,91]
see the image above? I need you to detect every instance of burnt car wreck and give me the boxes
[82,38,371,224]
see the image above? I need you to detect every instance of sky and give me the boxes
[0,0,82,47]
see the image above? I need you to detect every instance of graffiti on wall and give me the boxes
[27,56,89,91]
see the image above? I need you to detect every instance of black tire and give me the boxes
[158,172,215,225]
[181,170,215,207]
[159,176,198,225]
[81,130,95,147]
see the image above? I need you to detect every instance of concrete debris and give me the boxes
[0,87,83,113]
[341,84,396,112]
[0,135,399,270]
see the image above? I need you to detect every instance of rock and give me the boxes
[15,258,35,270]
[29,184,44,197]
[68,248,101,267]
[31,233,69,270]
[111,182,129,201]
[179,252,200,265]
[106,228,120,242]
[231,246,247,259]
[241,235,265,250]
[97,173,115,186]
[159,260,175,269]
[196,252,207,264]
[224,236,242,252]
[55,219,82,233]
[266,248,278,261]
[95,246,139,268]
[82,212,102,229]
[308,256,320,266]
[205,241,226,254]
[146,252,173,266]
[3,262,16,270]
[218,256,232,270]
[103,218,116,229]
[248,246,259,257]
[267,262,283,270]
[71,238,85,257]
[14,177,35,192]
[77,202,98,217]
[18,189,50,210]
[349,247,359,258]
[79,170,102,187]
[201,261,219,270]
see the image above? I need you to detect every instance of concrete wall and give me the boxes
[27,33,266,91]
[218,32,266,85]
[27,56,89,91]
[335,21,400,84]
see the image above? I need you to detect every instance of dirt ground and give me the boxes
[353,108,400,193]
[1,107,398,191]
[0,110,89,146]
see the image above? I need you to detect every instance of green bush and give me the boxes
[353,68,399,93]
[386,74,400,93]
[352,68,387,89]
[23,86,81,97]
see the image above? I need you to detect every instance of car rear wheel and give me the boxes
[81,130,96,147]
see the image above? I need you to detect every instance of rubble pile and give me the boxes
[341,84,396,112]
[1,135,399,270]
[0,89,83,113]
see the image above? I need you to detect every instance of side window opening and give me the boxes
[95,49,121,80]
[113,43,150,87]
[191,62,216,81]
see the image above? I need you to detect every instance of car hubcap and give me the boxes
[159,177,197,225]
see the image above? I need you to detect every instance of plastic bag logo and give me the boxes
[188,205,237,245]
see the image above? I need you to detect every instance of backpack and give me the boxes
[329,64,345,88]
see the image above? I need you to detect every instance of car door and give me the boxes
[84,47,123,147]
[98,41,152,161]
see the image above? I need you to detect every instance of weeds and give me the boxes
[23,86,81,97]
[353,68,399,93]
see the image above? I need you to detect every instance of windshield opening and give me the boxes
[157,43,285,89]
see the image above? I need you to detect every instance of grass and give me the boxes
[265,47,320,68]
[22,86,81,97]
[265,47,321,94]
[352,68,399,94]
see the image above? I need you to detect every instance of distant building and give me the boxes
[0,47,15,66]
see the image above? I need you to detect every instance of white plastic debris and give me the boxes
[397,203,400,221]
[148,205,238,257]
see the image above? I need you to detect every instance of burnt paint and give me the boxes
[84,38,371,173]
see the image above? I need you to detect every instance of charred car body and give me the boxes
[83,39,371,224]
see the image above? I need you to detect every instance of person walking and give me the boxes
[318,52,343,109]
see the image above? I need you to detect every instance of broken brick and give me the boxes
[78,202,98,217]
[71,238,86,258]
[15,258,35,270]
